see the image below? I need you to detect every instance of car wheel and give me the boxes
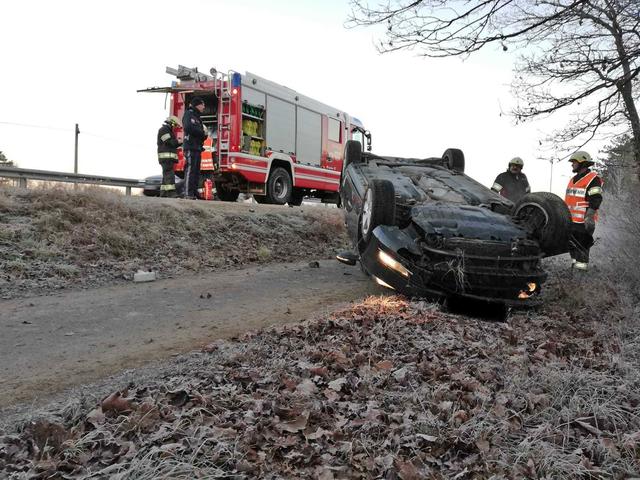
[266,167,292,205]
[289,189,304,206]
[442,148,465,173]
[513,192,571,257]
[343,140,363,169]
[360,179,396,243]
[142,190,158,197]
[253,195,270,204]
[215,181,240,202]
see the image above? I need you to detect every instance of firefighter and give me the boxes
[157,116,182,198]
[491,157,531,203]
[182,97,207,199]
[565,150,603,271]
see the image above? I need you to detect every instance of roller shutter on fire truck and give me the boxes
[296,107,322,166]
[265,96,296,156]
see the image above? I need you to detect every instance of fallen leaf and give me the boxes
[453,410,468,425]
[310,366,329,378]
[475,438,490,453]
[276,411,309,433]
[375,360,393,370]
[328,377,347,392]
[396,458,422,480]
[305,427,330,440]
[85,407,105,428]
[101,391,135,414]
[295,379,317,396]
[416,433,438,442]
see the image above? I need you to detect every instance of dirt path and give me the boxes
[0,260,382,408]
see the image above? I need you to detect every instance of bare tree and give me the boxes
[347,0,640,176]
[0,151,16,167]
[600,134,638,193]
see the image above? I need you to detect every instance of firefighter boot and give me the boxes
[160,184,177,198]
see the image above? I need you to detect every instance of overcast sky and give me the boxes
[0,0,588,195]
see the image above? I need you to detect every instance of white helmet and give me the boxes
[509,157,524,167]
[569,150,594,165]
[166,115,181,127]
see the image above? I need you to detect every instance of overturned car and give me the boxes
[337,141,571,306]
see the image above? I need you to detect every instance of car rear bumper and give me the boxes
[361,226,547,306]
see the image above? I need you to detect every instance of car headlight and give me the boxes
[378,250,411,278]
[373,275,395,290]
[518,282,538,299]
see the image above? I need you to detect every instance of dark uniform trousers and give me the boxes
[184,149,202,199]
[159,158,177,197]
[569,224,593,264]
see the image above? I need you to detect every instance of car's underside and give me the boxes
[344,155,553,305]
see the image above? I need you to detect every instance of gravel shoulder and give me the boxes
[0,259,382,409]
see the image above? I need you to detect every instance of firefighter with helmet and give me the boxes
[157,115,182,198]
[491,157,531,203]
[565,150,603,271]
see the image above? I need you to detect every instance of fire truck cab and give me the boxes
[140,65,371,204]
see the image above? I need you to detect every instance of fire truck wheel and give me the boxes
[215,182,240,202]
[289,190,304,206]
[442,148,465,173]
[266,167,292,205]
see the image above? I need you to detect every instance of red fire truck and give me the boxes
[140,65,371,204]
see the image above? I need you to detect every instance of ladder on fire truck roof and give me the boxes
[212,69,234,168]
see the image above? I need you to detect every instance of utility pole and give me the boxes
[74,123,80,174]
[549,158,554,192]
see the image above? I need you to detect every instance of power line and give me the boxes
[0,120,73,132]
[0,121,146,149]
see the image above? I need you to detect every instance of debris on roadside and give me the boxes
[133,270,157,283]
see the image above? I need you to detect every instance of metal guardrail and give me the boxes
[0,166,146,195]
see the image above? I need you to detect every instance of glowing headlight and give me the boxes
[518,282,538,299]
[378,250,411,278]
[373,276,395,290]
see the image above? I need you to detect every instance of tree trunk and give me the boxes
[610,12,640,181]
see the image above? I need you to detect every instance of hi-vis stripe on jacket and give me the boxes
[565,171,601,223]
[157,123,181,161]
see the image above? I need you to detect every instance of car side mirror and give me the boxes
[336,251,358,266]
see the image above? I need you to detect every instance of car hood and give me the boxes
[410,203,528,242]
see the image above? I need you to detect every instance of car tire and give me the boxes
[442,148,465,173]
[142,190,157,197]
[215,181,240,202]
[513,192,571,257]
[266,167,292,205]
[360,179,396,243]
[289,189,304,206]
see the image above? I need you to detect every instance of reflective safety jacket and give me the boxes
[565,169,603,223]
[201,137,215,170]
[157,122,181,162]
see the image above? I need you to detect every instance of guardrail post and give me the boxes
[126,186,131,196]
[19,178,27,189]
